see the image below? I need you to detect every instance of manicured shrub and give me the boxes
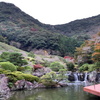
[0,68,5,74]
[7,73,24,82]
[40,71,57,87]
[22,74,39,82]
[88,64,96,72]
[0,52,28,66]
[78,63,89,72]
[78,67,84,72]
[0,68,39,83]
[6,71,39,83]
[49,61,64,72]
[0,62,17,71]
[17,66,26,71]
[67,62,75,71]
[78,63,96,72]
[57,69,68,82]
[17,66,32,73]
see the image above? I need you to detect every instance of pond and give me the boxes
[8,82,100,100]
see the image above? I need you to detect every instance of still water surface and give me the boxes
[8,82,100,100]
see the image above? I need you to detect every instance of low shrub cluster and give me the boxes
[0,69,39,83]
[49,61,65,72]
[66,62,75,71]
[40,71,57,87]
[78,63,96,72]
[0,62,17,71]
[0,52,28,66]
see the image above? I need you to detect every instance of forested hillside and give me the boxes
[0,2,83,56]
[46,15,100,37]
[0,2,100,56]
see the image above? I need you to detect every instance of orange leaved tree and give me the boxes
[92,43,100,70]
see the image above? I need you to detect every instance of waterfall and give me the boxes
[84,72,88,82]
[74,73,79,82]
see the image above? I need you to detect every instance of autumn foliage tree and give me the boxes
[92,43,100,70]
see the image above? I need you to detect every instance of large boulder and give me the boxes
[32,81,46,88]
[88,71,97,82]
[11,79,34,90]
[96,73,100,82]
[78,73,85,81]
[68,73,75,81]
[0,74,10,99]
[33,67,52,77]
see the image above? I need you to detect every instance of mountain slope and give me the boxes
[52,15,100,36]
[0,2,63,51]
[0,42,28,57]
[0,2,100,56]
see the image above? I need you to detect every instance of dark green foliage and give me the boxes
[78,63,89,72]
[8,82,14,88]
[8,52,28,66]
[47,15,100,37]
[40,71,57,87]
[0,2,83,56]
[0,52,10,62]
[17,66,26,71]
[17,66,33,74]
[22,74,39,82]
[0,69,39,83]
[57,69,68,82]
[0,68,11,75]
[0,35,8,43]
[0,52,28,66]
[95,62,100,71]
[40,71,68,87]
[67,63,75,71]
[0,62,17,71]
[58,35,82,56]
[7,73,24,82]
[78,63,96,72]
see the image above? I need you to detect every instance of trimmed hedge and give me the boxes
[0,62,17,71]
[0,69,39,83]
[49,61,65,72]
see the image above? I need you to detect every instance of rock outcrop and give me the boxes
[0,74,10,99]
[11,79,34,90]
[33,67,52,77]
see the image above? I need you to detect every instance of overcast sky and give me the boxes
[0,0,100,25]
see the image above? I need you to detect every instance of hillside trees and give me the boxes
[58,35,82,56]
[74,33,100,71]
[0,2,83,56]
[92,43,100,62]
[92,43,100,70]
[0,35,8,43]
[0,52,28,66]
[0,27,82,56]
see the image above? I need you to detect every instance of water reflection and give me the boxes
[8,83,100,100]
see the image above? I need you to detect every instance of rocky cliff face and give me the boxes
[0,74,10,99]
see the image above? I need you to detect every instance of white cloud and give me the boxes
[0,0,100,25]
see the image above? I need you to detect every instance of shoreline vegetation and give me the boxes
[0,48,100,99]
